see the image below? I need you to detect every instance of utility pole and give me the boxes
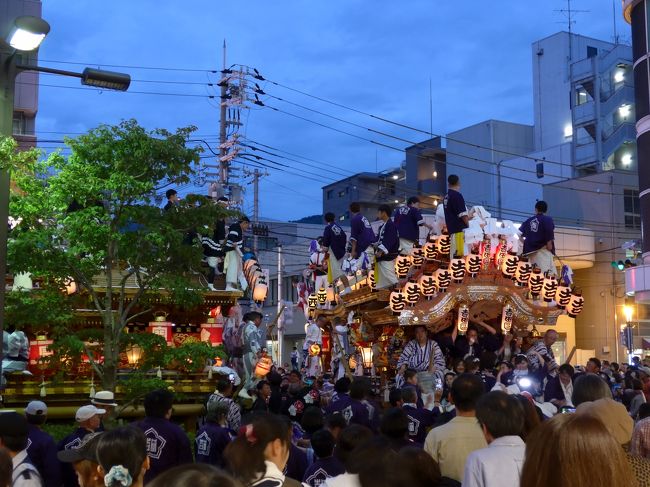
[253,168,260,254]
[277,245,284,365]
[219,39,228,187]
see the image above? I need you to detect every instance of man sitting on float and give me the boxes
[396,325,445,388]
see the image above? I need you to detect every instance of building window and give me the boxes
[624,189,641,229]
[12,111,25,136]
[536,162,544,179]
[587,46,598,58]
[326,190,333,200]
[338,190,346,197]
[575,86,589,106]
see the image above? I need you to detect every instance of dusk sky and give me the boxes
[35,0,627,221]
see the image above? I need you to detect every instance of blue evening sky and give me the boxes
[35,0,627,220]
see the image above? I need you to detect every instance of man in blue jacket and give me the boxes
[322,212,349,293]
[373,204,399,289]
[393,197,433,255]
[25,401,61,487]
[519,200,556,275]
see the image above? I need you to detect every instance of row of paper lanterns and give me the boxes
[243,258,268,304]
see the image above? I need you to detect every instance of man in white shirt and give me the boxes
[303,315,324,377]
[424,374,487,482]
[462,391,525,487]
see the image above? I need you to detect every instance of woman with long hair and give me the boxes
[96,427,150,487]
[521,414,636,487]
[223,413,307,487]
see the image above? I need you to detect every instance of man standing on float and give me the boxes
[240,311,263,399]
[520,200,556,276]
[443,175,469,257]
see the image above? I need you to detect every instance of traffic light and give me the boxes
[611,259,637,271]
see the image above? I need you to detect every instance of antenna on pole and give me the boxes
[429,76,433,138]
[612,0,619,44]
[554,0,589,60]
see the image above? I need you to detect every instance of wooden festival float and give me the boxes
[305,229,585,385]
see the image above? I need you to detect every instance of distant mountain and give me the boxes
[291,214,323,224]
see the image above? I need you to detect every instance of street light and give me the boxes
[7,16,50,51]
[623,304,634,324]
[0,15,130,391]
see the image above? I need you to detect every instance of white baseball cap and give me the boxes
[75,405,106,422]
[25,400,48,416]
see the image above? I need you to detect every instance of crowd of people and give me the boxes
[4,343,650,487]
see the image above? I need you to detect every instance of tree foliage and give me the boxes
[7,120,229,390]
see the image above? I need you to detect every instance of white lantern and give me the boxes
[515,260,532,287]
[423,242,437,262]
[542,274,558,302]
[435,268,451,293]
[308,293,318,310]
[465,253,481,278]
[494,239,508,269]
[449,258,465,284]
[411,247,425,269]
[501,252,519,279]
[567,293,584,318]
[395,255,411,279]
[418,273,436,300]
[480,239,491,271]
[253,279,268,304]
[403,280,420,307]
[555,285,572,309]
[457,303,470,335]
[528,268,544,299]
[368,267,377,291]
[317,287,327,305]
[389,289,408,315]
[436,234,451,257]
[501,303,514,333]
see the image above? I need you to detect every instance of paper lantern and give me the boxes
[457,304,470,335]
[418,273,436,300]
[567,293,584,317]
[368,267,377,291]
[411,247,425,269]
[501,304,514,333]
[309,343,322,356]
[494,240,508,269]
[255,356,273,377]
[515,260,533,286]
[125,344,143,366]
[435,268,451,292]
[449,258,465,284]
[317,287,327,305]
[542,275,558,302]
[480,239,491,270]
[423,242,437,262]
[403,280,420,307]
[65,278,77,295]
[395,255,411,279]
[253,280,268,304]
[308,293,318,310]
[436,234,451,257]
[361,347,373,369]
[555,285,572,309]
[528,268,544,299]
[501,252,518,279]
[244,259,258,273]
[326,285,336,305]
[465,253,481,278]
[389,289,408,315]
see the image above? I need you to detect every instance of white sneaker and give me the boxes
[225,285,239,292]
[207,284,216,291]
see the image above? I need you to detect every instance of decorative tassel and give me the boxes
[208,367,213,380]
[89,372,96,398]
[39,379,47,398]
[156,366,162,379]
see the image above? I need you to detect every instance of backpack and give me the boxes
[13,457,41,485]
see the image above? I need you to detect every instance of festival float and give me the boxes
[304,209,585,386]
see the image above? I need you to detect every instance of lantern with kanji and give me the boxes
[542,274,558,302]
[389,290,408,315]
[567,292,584,317]
[528,268,544,299]
[255,356,273,377]
[148,311,173,345]
[423,241,437,262]
[515,259,533,287]
[308,293,318,310]
[555,285,572,309]
[435,268,451,292]
[501,252,519,280]
[465,252,481,278]
[411,247,425,269]
[253,278,268,304]
[317,287,327,306]
[368,267,377,291]
[403,280,420,307]
[395,255,411,279]
[480,239,491,271]
[494,239,508,270]
[449,257,465,284]
[418,273,436,300]
[457,304,470,335]
[501,304,514,333]
[436,234,451,257]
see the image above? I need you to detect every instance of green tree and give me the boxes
[8,120,228,391]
